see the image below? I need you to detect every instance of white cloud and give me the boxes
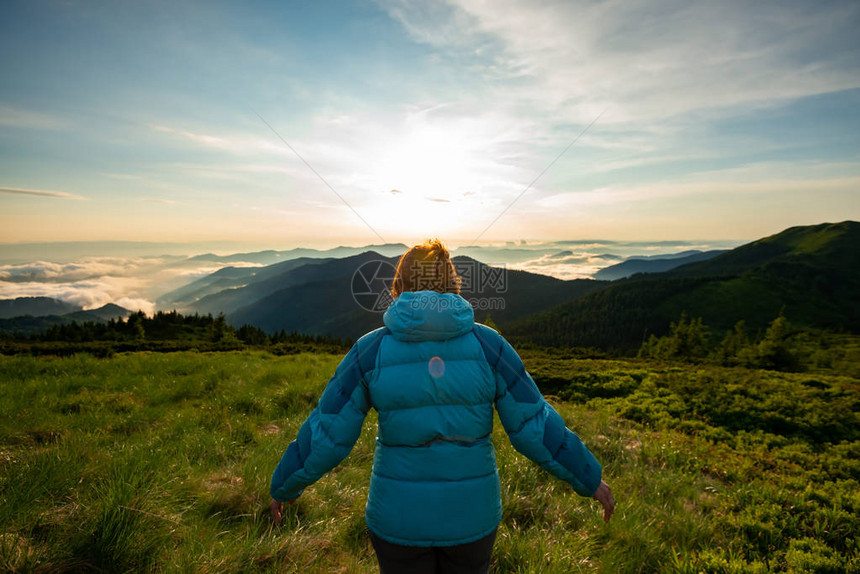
[535,164,860,209]
[149,124,233,149]
[128,3,858,244]
[0,257,167,282]
[320,1,859,240]
[0,278,156,315]
[509,250,624,279]
[0,256,261,315]
[144,104,543,242]
[382,0,860,124]
[148,123,295,159]
[0,186,86,200]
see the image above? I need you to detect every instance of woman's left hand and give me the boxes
[592,481,615,523]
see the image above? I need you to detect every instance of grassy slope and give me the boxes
[1,351,858,573]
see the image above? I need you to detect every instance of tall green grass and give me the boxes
[1,350,857,572]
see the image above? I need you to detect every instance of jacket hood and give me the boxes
[383,291,475,342]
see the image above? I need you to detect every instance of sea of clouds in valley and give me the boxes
[0,256,260,315]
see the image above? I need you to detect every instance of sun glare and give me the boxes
[358,122,510,241]
[376,125,478,197]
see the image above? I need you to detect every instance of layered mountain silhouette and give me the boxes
[214,252,606,341]
[155,221,858,347]
[5,222,854,349]
[64,303,132,322]
[188,243,410,265]
[0,297,80,319]
[0,299,131,335]
[159,243,412,314]
[593,250,728,280]
[505,221,860,350]
[157,257,336,313]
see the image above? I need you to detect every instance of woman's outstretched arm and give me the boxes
[270,328,386,504]
[473,324,606,502]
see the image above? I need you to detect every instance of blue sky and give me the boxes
[1,0,858,247]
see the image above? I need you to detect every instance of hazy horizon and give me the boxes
[0,234,750,256]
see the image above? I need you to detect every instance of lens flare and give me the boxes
[428,356,445,378]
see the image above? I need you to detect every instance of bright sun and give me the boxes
[358,121,514,242]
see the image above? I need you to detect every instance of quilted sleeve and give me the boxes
[270,329,385,502]
[473,324,602,497]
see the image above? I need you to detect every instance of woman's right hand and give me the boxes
[270,498,283,523]
[592,480,615,522]
[270,498,296,523]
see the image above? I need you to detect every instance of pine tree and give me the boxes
[748,313,800,371]
[482,314,501,333]
[713,320,749,365]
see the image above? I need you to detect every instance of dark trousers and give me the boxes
[369,528,497,574]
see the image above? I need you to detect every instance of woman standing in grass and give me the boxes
[270,239,614,573]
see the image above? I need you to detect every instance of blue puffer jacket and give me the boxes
[271,291,602,547]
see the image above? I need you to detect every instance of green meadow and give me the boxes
[1,350,857,573]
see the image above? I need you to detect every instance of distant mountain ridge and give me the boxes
[186,253,383,318]
[0,298,131,335]
[65,303,132,322]
[157,257,335,312]
[0,297,81,319]
[157,244,413,314]
[202,252,607,340]
[188,243,409,265]
[506,221,860,351]
[593,250,728,280]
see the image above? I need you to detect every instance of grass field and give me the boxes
[1,350,857,572]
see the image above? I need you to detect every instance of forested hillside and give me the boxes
[507,221,859,351]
